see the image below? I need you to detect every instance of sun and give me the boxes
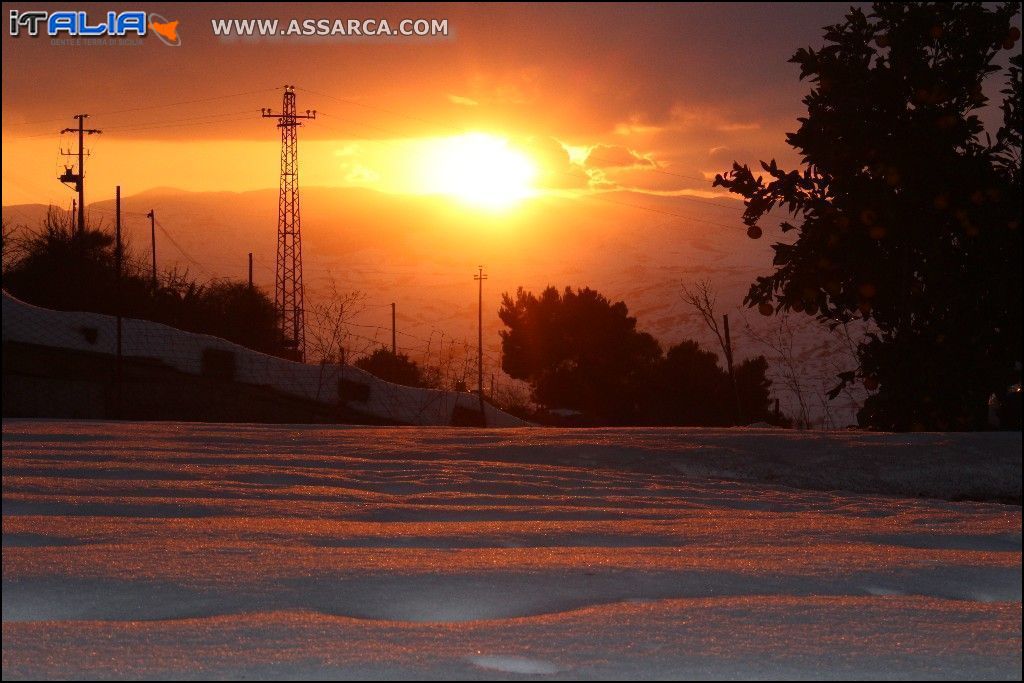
[423,133,538,210]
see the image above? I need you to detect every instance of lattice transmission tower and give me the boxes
[262,85,316,361]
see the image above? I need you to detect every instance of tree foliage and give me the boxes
[713,2,1022,430]
[499,286,661,423]
[354,348,435,388]
[2,210,289,358]
[499,285,774,425]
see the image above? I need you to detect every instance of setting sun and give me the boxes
[3,3,1023,681]
[420,133,538,210]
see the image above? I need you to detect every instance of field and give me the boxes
[2,420,1021,679]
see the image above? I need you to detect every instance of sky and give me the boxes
[1,2,862,208]
[9,1,993,425]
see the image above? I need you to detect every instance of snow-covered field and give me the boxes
[2,420,1021,679]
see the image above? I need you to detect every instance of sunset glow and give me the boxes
[2,2,1022,680]
[415,133,539,210]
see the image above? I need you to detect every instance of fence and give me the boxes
[1,291,528,427]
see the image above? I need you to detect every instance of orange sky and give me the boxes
[0,2,862,209]
[5,2,906,424]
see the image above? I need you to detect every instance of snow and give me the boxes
[470,656,561,675]
[1,291,526,426]
[2,420,1020,679]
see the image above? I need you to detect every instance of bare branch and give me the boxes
[681,279,729,361]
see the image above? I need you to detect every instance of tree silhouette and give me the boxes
[187,281,283,356]
[733,356,773,424]
[646,340,774,426]
[498,285,775,425]
[355,348,434,388]
[3,211,290,359]
[648,340,730,426]
[499,286,661,423]
[3,209,121,315]
[713,2,1022,430]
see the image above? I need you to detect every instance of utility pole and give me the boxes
[474,266,488,419]
[146,210,157,289]
[262,85,316,362]
[59,114,101,235]
[391,302,397,354]
[723,313,742,425]
[248,252,254,290]
[115,186,123,419]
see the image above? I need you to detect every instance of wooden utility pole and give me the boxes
[146,210,157,289]
[248,252,254,290]
[391,302,397,354]
[59,114,101,235]
[474,266,488,420]
[115,186,123,419]
[723,313,742,425]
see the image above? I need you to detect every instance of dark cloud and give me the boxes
[3,4,848,141]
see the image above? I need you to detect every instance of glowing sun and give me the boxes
[423,133,538,210]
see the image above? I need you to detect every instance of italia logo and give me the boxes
[8,9,181,45]
[148,13,180,46]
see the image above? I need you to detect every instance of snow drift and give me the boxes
[2,420,1020,679]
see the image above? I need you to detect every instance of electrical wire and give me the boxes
[5,88,280,128]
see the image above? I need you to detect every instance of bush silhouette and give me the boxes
[3,211,290,359]
[354,348,435,388]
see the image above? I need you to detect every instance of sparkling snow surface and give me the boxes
[2,421,1021,679]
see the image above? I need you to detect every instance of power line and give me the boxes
[101,109,258,132]
[5,88,279,128]
[13,84,749,234]
[15,113,257,139]
[153,217,208,275]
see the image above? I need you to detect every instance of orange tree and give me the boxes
[714,2,1022,430]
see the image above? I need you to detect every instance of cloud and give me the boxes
[635,187,740,201]
[585,144,655,169]
[608,105,761,140]
[517,135,589,189]
[612,121,666,136]
[447,94,479,106]
[342,162,380,184]
[715,122,762,132]
[584,168,618,192]
[706,145,759,167]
